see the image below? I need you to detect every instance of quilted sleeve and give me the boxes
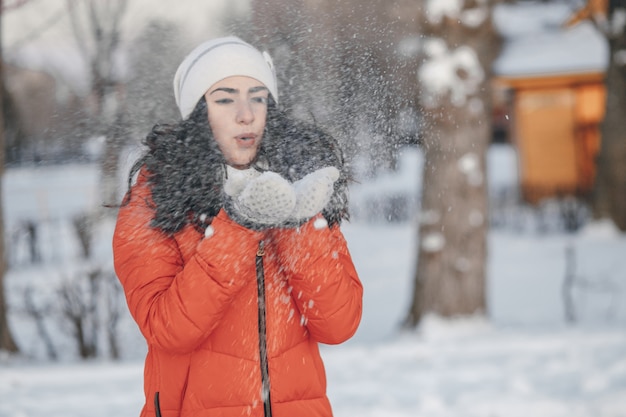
[270,217,363,345]
[113,176,262,354]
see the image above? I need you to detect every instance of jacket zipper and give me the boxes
[154,243,272,417]
[256,240,273,417]
[154,392,162,417]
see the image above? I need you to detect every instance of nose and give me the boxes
[236,101,254,125]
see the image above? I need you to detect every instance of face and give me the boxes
[205,76,269,168]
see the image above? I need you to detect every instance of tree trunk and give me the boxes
[593,15,626,231]
[0,0,20,353]
[100,110,126,208]
[405,106,490,326]
[404,0,501,327]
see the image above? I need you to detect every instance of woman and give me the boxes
[113,36,363,417]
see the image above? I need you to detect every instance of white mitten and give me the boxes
[224,165,262,197]
[231,171,296,225]
[290,166,340,221]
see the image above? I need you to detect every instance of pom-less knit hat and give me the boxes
[173,36,278,119]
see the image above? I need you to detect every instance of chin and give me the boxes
[229,156,256,169]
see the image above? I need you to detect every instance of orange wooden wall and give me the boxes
[495,73,605,204]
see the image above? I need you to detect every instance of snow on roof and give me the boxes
[493,2,608,77]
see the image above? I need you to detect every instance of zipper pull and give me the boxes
[257,240,265,257]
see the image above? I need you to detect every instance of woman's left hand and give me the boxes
[290,166,340,221]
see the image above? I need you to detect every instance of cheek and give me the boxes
[257,108,268,129]
[207,113,226,139]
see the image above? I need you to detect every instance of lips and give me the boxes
[235,133,258,148]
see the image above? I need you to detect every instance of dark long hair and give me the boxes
[126,97,349,234]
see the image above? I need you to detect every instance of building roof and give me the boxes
[493,2,608,77]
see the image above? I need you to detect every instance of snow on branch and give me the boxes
[418,39,484,108]
[426,0,489,28]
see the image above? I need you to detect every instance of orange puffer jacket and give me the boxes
[113,171,363,417]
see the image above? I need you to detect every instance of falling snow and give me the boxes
[1,2,625,417]
[2,150,626,417]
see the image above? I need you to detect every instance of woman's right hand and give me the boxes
[224,166,296,228]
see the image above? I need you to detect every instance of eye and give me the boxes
[251,96,268,105]
[214,98,234,105]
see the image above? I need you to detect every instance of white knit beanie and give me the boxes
[173,36,278,120]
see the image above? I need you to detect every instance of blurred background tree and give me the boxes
[123,20,183,143]
[591,0,626,231]
[560,0,626,230]
[402,0,502,326]
[66,0,129,209]
[0,0,21,354]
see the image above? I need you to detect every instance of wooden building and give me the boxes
[493,3,608,204]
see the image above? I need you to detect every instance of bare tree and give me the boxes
[59,269,101,359]
[73,213,93,259]
[66,0,128,208]
[56,267,126,360]
[0,0,20,354]
[404,0,502,327]
[23,286,58,359]
[124,20,183,139]
[103,270,123,359]
[1,69,27,164]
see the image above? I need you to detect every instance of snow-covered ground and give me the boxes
[1,0,624,415]
[1,146,626,417]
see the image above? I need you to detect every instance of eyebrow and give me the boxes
[209,86,269,95]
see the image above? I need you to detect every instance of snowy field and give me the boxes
[1,149,626,417]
